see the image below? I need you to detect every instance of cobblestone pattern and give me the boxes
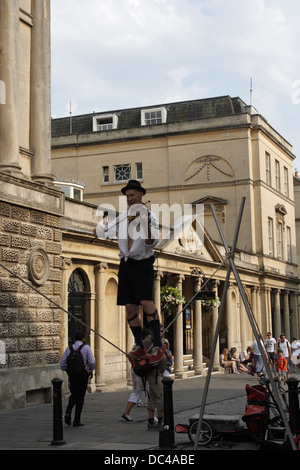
[0,201,62,369]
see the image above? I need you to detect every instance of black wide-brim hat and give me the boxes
[121,179,146,195]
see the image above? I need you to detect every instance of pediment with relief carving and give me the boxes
[156,216,223,263]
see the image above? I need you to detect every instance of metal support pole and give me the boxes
[51,377,65,446]
[193,198,245,449]
[209,199,297,451]
[194,198,297,450]
[159,376,175,449]
[287,377,300,433]
[227,255,296,449]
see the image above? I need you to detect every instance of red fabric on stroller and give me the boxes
[242,404,268,434]
[242,384,269,436]
[245,384,268,405]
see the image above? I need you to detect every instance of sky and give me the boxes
[51,0,300,170]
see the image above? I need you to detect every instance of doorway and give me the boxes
[68,268,89,343]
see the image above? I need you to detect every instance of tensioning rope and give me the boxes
[0,256,227,357]
[0,261,128,356]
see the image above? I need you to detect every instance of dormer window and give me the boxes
[53,178,85,201]
[141,107,167,126]
[93,113,118,131]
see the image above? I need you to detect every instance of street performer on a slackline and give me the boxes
[94,180,165,364]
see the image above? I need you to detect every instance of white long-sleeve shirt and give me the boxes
[100,209,159,262]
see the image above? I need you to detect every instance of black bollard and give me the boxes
[51,377,65,446]
[159,376,176,449]
[286,377,300,433]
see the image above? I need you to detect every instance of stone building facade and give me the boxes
[0,1,64,410]
[1,1,299,410]
[52,97,300,390]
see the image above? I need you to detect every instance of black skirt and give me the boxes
[117,256,155,305]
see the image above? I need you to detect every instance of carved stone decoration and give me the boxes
[185,155,234,182]
[176,226,204,255]
[27,247,50,285]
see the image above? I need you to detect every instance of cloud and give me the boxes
[51,0,300,167]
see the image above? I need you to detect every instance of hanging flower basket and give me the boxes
[201,297,220,315]
[160,285,185,317]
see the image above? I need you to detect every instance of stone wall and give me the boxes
[0,193,64,410]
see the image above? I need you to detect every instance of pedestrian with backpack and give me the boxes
[60,331,95,427]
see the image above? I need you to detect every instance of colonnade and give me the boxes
[0,0,52,181]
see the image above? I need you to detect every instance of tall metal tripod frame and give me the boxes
[193,197,296,451]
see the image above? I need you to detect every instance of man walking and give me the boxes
[264,332,277,367]
[60,331,95,426]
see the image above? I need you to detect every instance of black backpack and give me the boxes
[66,343,85,378]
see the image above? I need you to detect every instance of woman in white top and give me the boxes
[220,348,239,374]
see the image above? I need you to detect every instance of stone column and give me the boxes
[283,291,290,339]
[274,289,281,339]
[262,287,272,333]
[94,263,108,390]
[240,288,247,351]
[30,0,52,183]
[251,287,257,328]
[256,288,262,333]
[290,292,299,338]
[154,270,163,319]
[226,282,234,350]
[193,276,203,375]
[0,0,21,174]
[211,280,220,369]
[88,291,96,392]
[174,275,185,378]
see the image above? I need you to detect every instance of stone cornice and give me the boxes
[0,172,64,216]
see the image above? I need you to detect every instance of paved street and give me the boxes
[0,370,299,457]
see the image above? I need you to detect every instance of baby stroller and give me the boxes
[242,377,299,449]
[242,383,270,443]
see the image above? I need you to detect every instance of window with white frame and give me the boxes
[283,167,289,197]
[114,164,131,181]
[93,114,118,131]
[265,152,271,185]
[275,159,280,191]
[53,179,85,201]
[268,217,274,257]
[136,162,143,179]
[277,222,283,259]
[141,107,167,126]
[286,226,292,262]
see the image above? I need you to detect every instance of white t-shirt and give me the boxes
[277,339,291,358]
[264,337,276,352]
[291,340,300,353]
[240,350,248,361]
